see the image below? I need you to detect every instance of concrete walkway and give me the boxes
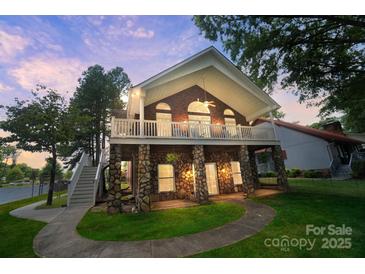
[32,197,276,258]
[10,200,66,223]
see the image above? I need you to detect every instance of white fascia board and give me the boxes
[136,47,214,88]
[246,105,280,122]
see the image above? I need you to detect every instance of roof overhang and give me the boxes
[127,47,280,121]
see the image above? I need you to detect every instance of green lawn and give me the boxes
[35,194,67,210]
[77,202,244,241]
[194,179,365,257]
[0,195,48,257]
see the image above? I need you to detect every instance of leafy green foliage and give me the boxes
[63,65,130,168]
[39,158,64,181]
[6,166,24,182]
[286,168,302,178]
[165,153,180,164]
[194,16,365,129]
[0,86,75,204]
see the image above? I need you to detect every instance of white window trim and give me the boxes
[158,164,175,192]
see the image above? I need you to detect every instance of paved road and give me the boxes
[0,185,49,205]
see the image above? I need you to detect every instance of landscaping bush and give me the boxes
[264,171,277,177]
[351,160,365,178]
[287,168,302,178]
[303,169,323,178]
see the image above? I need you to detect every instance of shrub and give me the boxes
[265,171,277,177]
[351,160,365,179]
[303,169,323,178]
[6,167,25,182]
[287,168,302,178]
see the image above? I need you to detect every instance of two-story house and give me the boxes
[107,47,288,213]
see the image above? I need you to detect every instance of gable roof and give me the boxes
[127,46,280,121]
[255,118,363,144]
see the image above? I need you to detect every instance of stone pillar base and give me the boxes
[272,145,289,191]
[192,145,209,204]
[107,144,123,214]
[136,144,151,212]
[238,145,255,196]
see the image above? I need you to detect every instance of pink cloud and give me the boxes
[0,29,29,62]
[8,56,86,95]
[272,90,321,125]
[0,82,13,92]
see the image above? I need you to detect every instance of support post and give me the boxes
[192,145,209,204]
[139,90,145,137]
[107,145,123,214]
[272,145,289,191]
[238,145,255,196]
[136,144,151,212]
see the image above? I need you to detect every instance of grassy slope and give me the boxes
[77,202,244,241]
[35,195,67,210]
[0,195,48,257]
[194,179,365,257]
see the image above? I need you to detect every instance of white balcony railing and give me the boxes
[111,118,276,141]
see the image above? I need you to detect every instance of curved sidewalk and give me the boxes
[10,200,66,223]
[33,198,275,258]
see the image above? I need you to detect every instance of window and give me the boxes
[188,101,211,137]
[158,164,175,192]
[156,102,171,111]
[188,101,210,114]
[224,109,235,116]
[156,102,172,137]
[224,109,237,136]
[231,161,243,185]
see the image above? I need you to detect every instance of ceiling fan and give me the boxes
[196,98,216,108]
[197,74,216,108]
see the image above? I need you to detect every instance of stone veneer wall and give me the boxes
[248,148,260,189]
[238,145,255,195]
[272,145,289,191]
[107,144,123,214]
[205,151,236,194]
[192,145,209,204]
[150,150,195,201]
[136,144,152,212]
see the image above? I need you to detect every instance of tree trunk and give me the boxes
[102,131,106,149]
[95,118,101,166]
[46,146,57,206]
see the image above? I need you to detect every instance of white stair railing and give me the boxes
[93,149,106,205]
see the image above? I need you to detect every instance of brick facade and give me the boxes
[144,85,248,126]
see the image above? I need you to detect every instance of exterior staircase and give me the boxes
[69,166,98,207]
[67,150,106,208]
[332,164,352,180]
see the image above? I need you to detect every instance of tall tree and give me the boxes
[71,65,130,165]
[0,86,75,205]
[194,16,365,130]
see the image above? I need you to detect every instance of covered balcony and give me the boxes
[110,117,279,145]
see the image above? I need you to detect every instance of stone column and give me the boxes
[238,145,255,196]
[248,148,260,189]
[136,144,151,212]
[272,145,289,191]
[192,145,209,204]
[107,144,123,214]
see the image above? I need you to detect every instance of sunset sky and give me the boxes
[0,16,323,168]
